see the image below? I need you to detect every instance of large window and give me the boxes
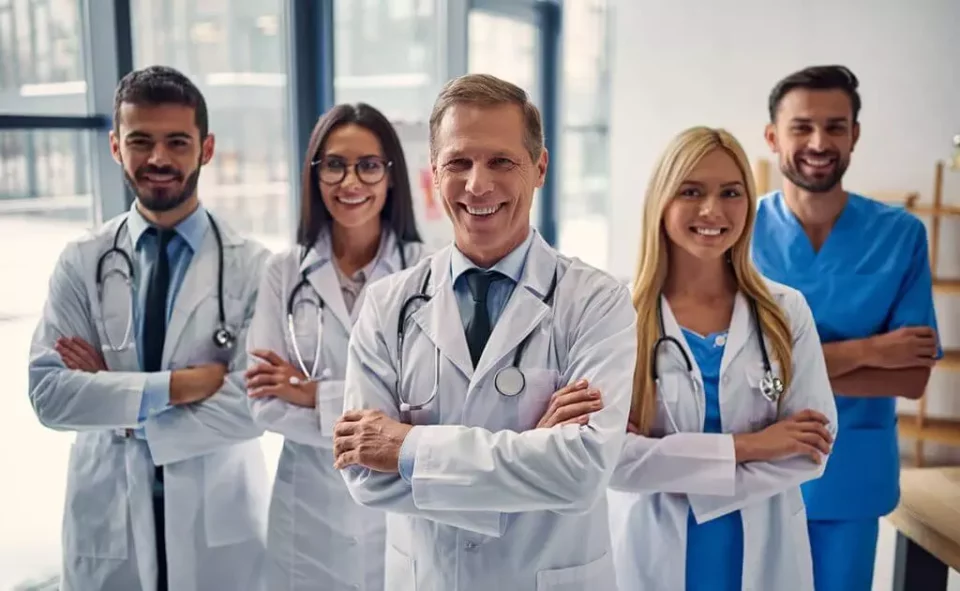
[558,0,612,271]
[333,0,451,248]
[131,0,291,251]
[0,0,87,115]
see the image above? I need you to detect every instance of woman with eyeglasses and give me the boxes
[244,103,430,591]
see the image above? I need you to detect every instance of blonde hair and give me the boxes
[428,73,543,163]
[631,126,794,434]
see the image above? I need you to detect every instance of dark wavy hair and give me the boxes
[296,103,422,248]
[768,65,861,123]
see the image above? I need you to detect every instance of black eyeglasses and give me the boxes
[312,156,392,185]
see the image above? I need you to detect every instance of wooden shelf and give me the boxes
[934,279,960,295]
[909,204,960,217]
[940,349,960,370]
[899,413,960,446]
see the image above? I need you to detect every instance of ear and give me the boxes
[200,133,216,165]
[763,123,779,153]
[109,130,122,165]
[535,148,549,188]
[851,122,860,153]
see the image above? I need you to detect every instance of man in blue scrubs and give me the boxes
[751,65,942,591]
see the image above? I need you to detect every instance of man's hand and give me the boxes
[734,409,833,464]
[867,327,938,369]
[245,349,317,408]
[536,379,602,428]
[170,364,227,406]
[332,409,413,472]
[55,337,107,373]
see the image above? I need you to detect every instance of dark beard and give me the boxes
[124,165,201,213]
[780,152,848,193]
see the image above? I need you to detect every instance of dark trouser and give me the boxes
[154,466,167,591]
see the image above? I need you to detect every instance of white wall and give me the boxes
[609,0,960,278]
[608,3,960,586]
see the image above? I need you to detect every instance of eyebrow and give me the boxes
[125,131,194,140]
[324,152,382,160]
[789,116,850,125]
[681,180,745,188]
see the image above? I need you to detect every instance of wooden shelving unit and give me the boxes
[752,158,960,466]
[898,160,960,467]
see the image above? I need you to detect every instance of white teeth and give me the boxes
[337,195,369,205]
[694,227,722,236]
[802,157,832,167]
[465,205,500,216]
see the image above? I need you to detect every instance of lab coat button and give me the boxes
[722,375,730,384]
[464,541,479,551]
[348,537,359,546]
[714,334,726,346]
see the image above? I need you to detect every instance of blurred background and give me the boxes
[1,0,958,589]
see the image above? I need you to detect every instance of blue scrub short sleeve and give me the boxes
[886,222,943,359]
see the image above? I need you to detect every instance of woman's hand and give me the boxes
[734,409,833,464]
[246,349,318,408]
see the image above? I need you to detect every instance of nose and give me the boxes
[808,128,830,152]
[698,195,722,217]
[465,165,494,197]
[147,144,173,167]
[340,165,362,191]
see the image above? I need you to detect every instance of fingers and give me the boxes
[57,347,86,370]
[244,362,280,380]
[789,439,825,464]
[559,415,591,427]
[552,379,589,398]
[550,398,603,424]
[247,385,283,398]
[71,337,100,359]
[626,421,641,435]
[793,431,832,455]
[333,449,359,470]
[790,420,834,445]
[251,349,287,367]
[245,372,282,390]
[901,326,935,338]
[56,339,94,371]
[332,432,358,458]
[787,409,830,425]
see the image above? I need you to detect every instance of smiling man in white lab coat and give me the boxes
[332,73,638,590]
[27,66,270,591]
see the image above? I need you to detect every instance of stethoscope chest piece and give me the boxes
[494,366,525,397]
[212,326,236,350]
[759,371,785,403]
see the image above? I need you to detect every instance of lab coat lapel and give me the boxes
[658,296,701,381]
[473,235,556,383]
[301,236,353,333]
[719,292,752,378]
[163,228,218,366]
[355,230,403,325]
[411,248,474,379]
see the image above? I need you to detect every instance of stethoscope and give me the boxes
[652,296,785,417]
[95,211,235,353]
[395,265,559,420]
[286,240,408,386]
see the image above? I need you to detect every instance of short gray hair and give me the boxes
[428,73,544,163]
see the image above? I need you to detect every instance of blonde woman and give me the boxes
[606,127,839,591]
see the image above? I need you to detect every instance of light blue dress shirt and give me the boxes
[125,203,210,436]
[398,228,536,482]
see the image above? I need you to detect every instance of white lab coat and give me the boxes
[28,212,271,591]
[340,231,638,591]
[246,230,430,591]
[606,281,839,591]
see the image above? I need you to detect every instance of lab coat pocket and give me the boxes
[518,368,561,430]
[384,543,417,591]
[62,439,129,559]
[536,551,616,590]
[317,379,346,436]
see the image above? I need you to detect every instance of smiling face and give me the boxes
[765,87,860,194]
[110,102,213,214]
[432,102,547,266]
[663,148,749,261]
[316,123,391,234]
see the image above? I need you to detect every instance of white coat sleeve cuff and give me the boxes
[139,371,172,421]
[398,426,423,483]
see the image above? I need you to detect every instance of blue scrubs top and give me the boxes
[682,328,743,591]
[752,192,942,520]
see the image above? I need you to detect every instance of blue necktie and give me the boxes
[465,270,504,368]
